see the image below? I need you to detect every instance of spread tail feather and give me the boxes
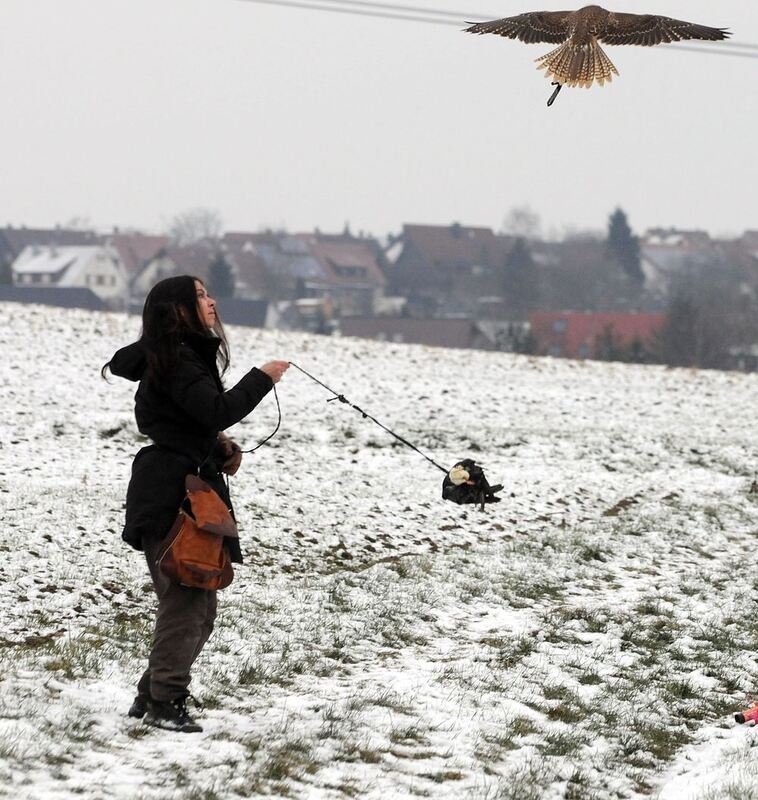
[535,39,618,88]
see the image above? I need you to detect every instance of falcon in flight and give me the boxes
[465,5,730,104]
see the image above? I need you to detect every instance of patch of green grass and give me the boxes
[577,544,610,563]
[41,638,103,679]
[556,605,611,633]
[238,660,271,686]
[634,598,668,616]
[510,717,539,737]
[419,770,465,783]
[337,741,384,764]
[58,718,100,745]
[183,789,223,800]
[621,616,677,651]
[564,768,600,800]
[487,758,558,800]
[635,719,692,763]
[474,730,520,767]
[664,679,699,701]
[493,635,536,668]
[546,702,589,724]
[538,729,583,757]
[324,580,353,611]
[543,684,573,701]
[324,634,353,662]
[260,738,318,781]
[238,648,318,688]
[367,689,414,714]
[389,725,428,745]
[241,735,262,759]
[699,780,757,800]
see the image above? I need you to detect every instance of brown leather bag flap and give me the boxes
[158,512,234,591]
[185,474,238,538]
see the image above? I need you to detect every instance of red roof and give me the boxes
[0,226,100,259]
[400,223,512,267]
[110,233,169,275]
[530,311,665,359]
[223,239,270,296]
[306,238,386,287]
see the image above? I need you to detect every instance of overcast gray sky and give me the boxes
[0,1,754,239]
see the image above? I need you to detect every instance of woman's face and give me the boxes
[195,280,217,329]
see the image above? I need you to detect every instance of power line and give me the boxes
[287,0,474,19]
[239,0,463,26]
[238,0,758,59]
[712,40,758,50]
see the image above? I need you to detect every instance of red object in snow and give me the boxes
[734,704,758,725]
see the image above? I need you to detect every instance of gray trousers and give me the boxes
[136,535,218,702]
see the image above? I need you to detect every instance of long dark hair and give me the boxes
[102,275,230,383]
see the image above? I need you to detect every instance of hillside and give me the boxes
[0,302,757,800]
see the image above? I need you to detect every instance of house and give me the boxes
[385,223,513,316]
[303,233,386,316]
[277,297,336,334]
[339,317,494,350]
[224,232,327,303]
[640,228,717,295]
[223,230,387,318]
[130,243,219,308]
[530,311,665,360]
[0,225,101,274]
[476,319,532,352]
[11,244,129,309]
[643,228,712,249]
[221,236,271,299]
[109,232,170,279]
[726,343,758,373]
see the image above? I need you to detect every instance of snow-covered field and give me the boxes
[1,301,757,800]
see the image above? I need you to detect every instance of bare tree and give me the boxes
[501,206,542,240]
[63,215,93,231]
[168,208,223,246]
[655,259,758,369]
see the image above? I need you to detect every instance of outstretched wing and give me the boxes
[601,13,731,46]
[465,11,572,44]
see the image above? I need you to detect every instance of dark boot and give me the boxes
[127,693,150,719]
[144,696,203,733]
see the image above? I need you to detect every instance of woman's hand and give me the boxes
[260,360,289,384]
[217,432,243,476]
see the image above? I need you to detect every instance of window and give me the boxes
[578,343,590,358]
[552,319,567,333]
[334,265,366,278]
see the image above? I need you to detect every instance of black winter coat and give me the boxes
[109,333,273,562]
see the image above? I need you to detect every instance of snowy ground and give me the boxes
[0,302,757,800]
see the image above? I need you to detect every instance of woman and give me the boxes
[103,275,288,733]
